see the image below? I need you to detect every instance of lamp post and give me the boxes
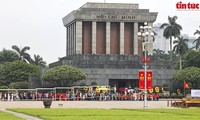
[138,22,154,108]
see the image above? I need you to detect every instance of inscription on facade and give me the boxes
[96,14,136,20]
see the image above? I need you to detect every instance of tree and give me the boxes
[173,67,200,89]
[183,50,200,68]
[0,61,39,87]
[173,36,188,69]
[153,49,165,55]
[152,31,157,42]
[31,54,46,67]
[153,49,171,61]
[91,81,97,86]
[0,64,4,85]
[160,16,182,61]
[9,81,28,89]
[42,65,86,87]
[193,27,200,50]
[194,27,200,35]
[0,49,19,63]
[193,36,200,50]
[12,45,31,63]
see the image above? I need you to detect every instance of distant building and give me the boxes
[153,23,170,53]
[182,34,196,49]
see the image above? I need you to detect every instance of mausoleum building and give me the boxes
[48,3,175,89]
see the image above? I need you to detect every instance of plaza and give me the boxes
[0,100,173,109]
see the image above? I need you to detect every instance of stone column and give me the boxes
[73,23,76,55]
[68,25,71,55]
[134,22,138,55]
[68,25,70,55]
[66,27,69,56]
[148,22,153,55]
[76,21,82,54]
[92,21,96,54]
[120,22,124,54]
[106,22,110,54]
[71,24,73,55]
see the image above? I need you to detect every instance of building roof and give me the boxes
[62,2,158,26]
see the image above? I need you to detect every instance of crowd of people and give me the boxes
[0,87,159,101]
[0,92,35,101]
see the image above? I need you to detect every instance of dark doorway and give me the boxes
[118,81,126,88]
[109,79,138,90]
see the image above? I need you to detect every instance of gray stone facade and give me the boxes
[49,54,175,88]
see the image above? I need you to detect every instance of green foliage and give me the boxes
[80,82,87,86]
[12,45,31,63]
[183,50,200,68]
[0,85,9,89]
[153,49,165,55]
[153,49,171,61]
[173,36,188,56]
[194,29,200,36]
[174,59,183,70]
[173,67,200,89]
[193,27,200,50]
[0,64,4,81]
[163,83,169,88]
[91,81,97,85]
[185,50,198,59]
[160,16,182,39]
[0,49,19,63]
[9,108,200,120]
[160,16,182,61]
[193,36,200,50]
[173,36,188,69]
[30,54,46,67]
[42,65,86,87]
[0,61,39,87]
[9,81,28,89]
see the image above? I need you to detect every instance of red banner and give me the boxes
[138,71,152,90]
[147,71,152,89]
[139,71,145,89]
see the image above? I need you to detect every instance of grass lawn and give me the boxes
[8,108,200,120]
[0,110,25,120]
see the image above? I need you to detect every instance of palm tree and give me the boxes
[160,16,182,61]
[173,36,188,70]
[152,31,157,42]
[153,49,165,55]
[31,54,46,67]
[12,45,31,63]
[194,26,200,35]
[0,49,19,63]
[193,26,200,50]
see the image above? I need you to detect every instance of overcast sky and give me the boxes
[0,0,199,64]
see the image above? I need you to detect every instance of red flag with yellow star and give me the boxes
[184,81,190,89]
